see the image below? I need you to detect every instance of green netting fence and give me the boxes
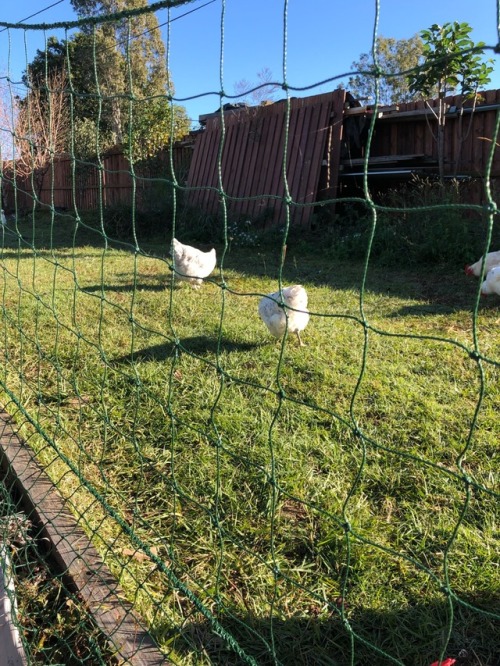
[0,1,499,665]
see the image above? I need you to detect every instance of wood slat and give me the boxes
[236,108,263,218]
[3,89,500,219]
[185,92,341,228]
[0,410,168,666]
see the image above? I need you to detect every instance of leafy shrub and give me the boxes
[325,177,499,267]
[173,208,221,244]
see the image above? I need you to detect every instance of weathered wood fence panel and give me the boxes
[363,89,500,178]
[1,143,193,213]
[2,89,500,219]
[186,90,346,228]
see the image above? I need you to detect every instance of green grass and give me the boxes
[0,212,498,665]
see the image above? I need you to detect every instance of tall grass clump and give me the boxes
[325,177,498,267]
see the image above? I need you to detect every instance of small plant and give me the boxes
[325,177,496,267]
[408,22,494,181]
[227,219,260,248]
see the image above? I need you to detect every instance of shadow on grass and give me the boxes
[113,336,260,363]
[216,247,490,313]
[160,600,500,666]
[390,297,500,318]
[2,214,496,310]
[82,282,167,294]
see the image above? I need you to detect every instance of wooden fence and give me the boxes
[339,89,500,205]
[186,90,346,228]
[2,89,500,224]
[1,143,194,214]
[188,89,500,225]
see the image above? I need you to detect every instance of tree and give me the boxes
[348,35,424,106]
[234,67,280,106]
[25,33,124,152]
[14,70,70,199]
[71,0,171,145]
[23,1,190,161]
[123,98,191,162]
[408,22,494,180]
[70,0,169,94]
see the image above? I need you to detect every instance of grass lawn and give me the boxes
[0,212,498,665]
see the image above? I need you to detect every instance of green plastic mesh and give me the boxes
[0,1,499,665]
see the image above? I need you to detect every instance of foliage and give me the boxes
[325,177,498,266]
[408,22,494,180]
[70,0,169,97]
[408,22,494,100]
[72,117,115,162]
[122,98,191,162]
[347,35,424,105]
[21,2,189,161]
[25,33,123,146]
[227,218,260,248]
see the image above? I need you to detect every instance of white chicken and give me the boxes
[171,238,216,288]
[480,265,500,296]
[465,250,500,277]
[258,284,310,346]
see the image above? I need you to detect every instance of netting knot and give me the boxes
[468,350,480,361]
[278,387,286,399]
[483,201,498,215]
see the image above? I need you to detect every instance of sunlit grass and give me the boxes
[0,213,498,665]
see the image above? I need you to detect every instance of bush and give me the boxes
[101,203,166,241]
[324,177,498,267]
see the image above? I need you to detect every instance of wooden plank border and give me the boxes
[0,409,168,666]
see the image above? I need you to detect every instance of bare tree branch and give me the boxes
[13,70,70,198]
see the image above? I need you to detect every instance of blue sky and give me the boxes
[1,0,500,127]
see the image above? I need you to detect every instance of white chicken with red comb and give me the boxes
[465,250,500,277]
